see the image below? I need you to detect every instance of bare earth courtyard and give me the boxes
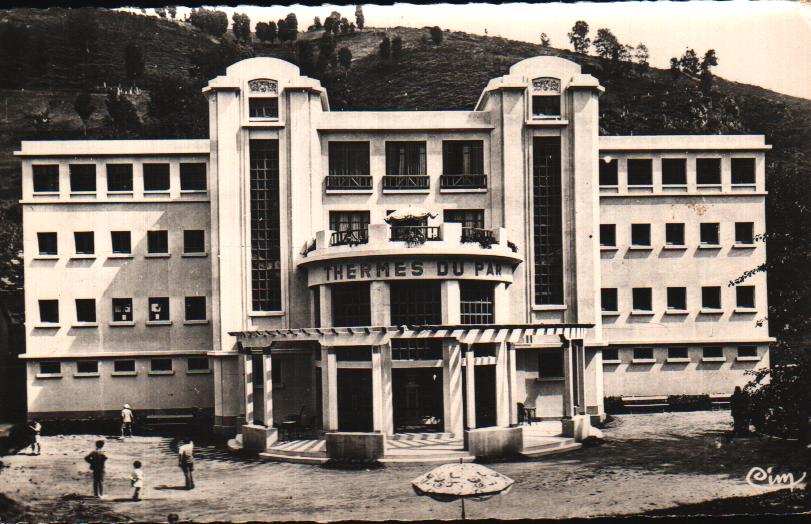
[0,412,803,521]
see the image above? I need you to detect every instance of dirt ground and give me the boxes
[0,411,806,521]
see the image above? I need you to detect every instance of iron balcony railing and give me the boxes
[381,175,430,190]
[439,173,488,190]
[461,227,496,246]
[390,225,442,242]
[325,174,373,190]
[330,228,369,246]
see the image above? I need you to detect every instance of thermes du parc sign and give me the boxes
[308,258,516,286]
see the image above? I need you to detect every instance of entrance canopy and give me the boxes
[231,323,593,351]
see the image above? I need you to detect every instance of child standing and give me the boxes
[28,419,42,455]
[130,460,143,501]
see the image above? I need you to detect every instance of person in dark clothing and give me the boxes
[730,386,750,437]
[84,440,108,497]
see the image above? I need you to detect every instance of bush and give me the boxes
[429,26,443,45]
[667,394,712,412]
[188,8,228,38]
[604,396,624,414]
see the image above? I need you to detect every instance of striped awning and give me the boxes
[231,323,593,350]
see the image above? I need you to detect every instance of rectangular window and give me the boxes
[39,361,61,375]
[631,224,651,247]
[74,232,94,255]
[599,224,616,247]
[665,223,685,246]
[148,297,170,322]
[662,158,687,186]
[250,140,282,311]
[110,231,131,254]
[736,286,755,309]
[39,300,59,323]
[460,281,495,324]
[538,348,564,378]
[737,346,757,358]
[735,222,754,244]
[75,299,96,323]
[627,159,653,186]
[249,97,278,118]
[390,281,441,326]
[185,296,207,321]
[633,347,654,361]
[76,360,99,374]
[696,158,721,185]
[603,348,619,361]
[69,164,96,192]
[112,298,133,322]
[667,287,687,311]
[183,230,205,254]
[272,358,282,384]
[700,223,720,245]
[599,159,618,186]
[731,158,756,185]
[668,347,688,360]
[601,288,618,312]
[442,140,484,175]
[179,163,207,191]
[147,230,169,254]
[114,359,136,373]
[33,164,59,193]
[37,232,57,255]
[329,211,370,246]
[632,288,652,312]
[143,163,170,192]
[150,358,173,372]
[701,287,722,310]
[444,210,485,238]
[532,137,563,305]
[391,339,443,361]
[331,282,371,327]
[703,346,723,359]
[187,357,210,371]
[329,142,370,177]
[385,141,427,177]
[106,164,133,192]
[532,95,561,117]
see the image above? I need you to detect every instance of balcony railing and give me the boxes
[382,175,430,190]
[461,227,496,247]
[325,174,373,190]
[440,174,488,190]
[390,225,441,243]
[330,228,369,246]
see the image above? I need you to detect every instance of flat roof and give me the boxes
[599,135,771,151]
[15,139,211,157]
[318,111,493,131]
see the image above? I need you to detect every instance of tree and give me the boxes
[167,6,177,19]
[669,57,681,81]
[317,33,336,72]
[593,28,620,60]
[679,48,700,77]
[355,5,365,30]
[145,74,208,138]
[188,41,253,81]
[124,43,145,88]
[189,8,228,37]
[349,22,356,33]
[324,11,341,34]
[379,35,391,59]
[634,43,650,73]
[391,36,403,60]
[338,47,352,69]
[700,49,718,95]
[430,26,443,45]
[74,92,94,136]
[104,92,141,137]
[540,33,550,47]
[568,20,590,54]
[296,40,315,76]
[277,19,288,42]
[65,8,99,60]
[155,7,167,19]
[232,12,252,43]
[340,17,350,34]
[281,12,298,42]
[313,16,322,30]
[258,21,277,43]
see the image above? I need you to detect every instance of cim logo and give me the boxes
[745,466,807,492]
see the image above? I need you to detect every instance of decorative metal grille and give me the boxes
[248,79,278,94]
[532,137,564,305]
[532,77,561,93]
[460,281,495,324]
[250,140,282,311]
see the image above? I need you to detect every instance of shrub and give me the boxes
[429,26,443,45]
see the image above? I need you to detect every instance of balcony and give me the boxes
[325,174,373,193]
[381,175,430,193]
[439,174,488,192]
[461,227,496,247]
[390,225,441,243]
[330,228,369,246]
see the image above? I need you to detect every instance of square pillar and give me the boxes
[562,341,574,418]
[495,342,510,427]
[242,354,255,426]
[465,347,476,429]
[380,342,394,436]
[442,340,463,437]
[441,281,461,324]
[372,345,383,432]
[493,282,510,324]
[319,285,332,327]
[507,344,519,426]
[262,354,274,427]
[321,347,338,431]
[574,340,587,415]
[370,281,391,326]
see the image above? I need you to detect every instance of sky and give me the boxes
[131,1,811,100]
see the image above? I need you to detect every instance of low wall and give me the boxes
[325,432,386,460]
[465,426,523,458]
[241,424,278,452]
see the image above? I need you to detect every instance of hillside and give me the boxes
[1,7,810,343]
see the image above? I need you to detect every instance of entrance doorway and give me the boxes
[337,369,373,431]
[393,368,443,432]
[474,365,496,428]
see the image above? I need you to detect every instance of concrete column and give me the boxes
[493,282,510,324]
[380,342,394,436]
[507,344,518,426]
[441,280,461,324]
[442,340,463,437]
[372,345,383,432]
[495,342,510,427]
[465,347,476,429]
[262,354,274,427]
[370,281,391,326]
[583,346,605,421]
[562,342,574,418]
[574,340,587,415]
[243,354,254,425]
[321,347,338,431]
[319,285,332,327]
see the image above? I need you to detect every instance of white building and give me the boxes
[17,56,771,450]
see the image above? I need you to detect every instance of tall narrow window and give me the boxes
[106,164,133,192]
[331,282,371,327]
[441,141,486,189]
[249,140,282,311]
[531,77,561,118]
[599,159,618,187]
[33,165,60,193]
[532,137,563,305]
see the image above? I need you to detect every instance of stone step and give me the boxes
[258,452,329,465]
[390,432,453,441]
[521,442,582,459]
[522,437,577,451]
[266,447,327,459]
[380,454,476,464]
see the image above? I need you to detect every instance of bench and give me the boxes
[622,396,669,412]
[710,393,731,410]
